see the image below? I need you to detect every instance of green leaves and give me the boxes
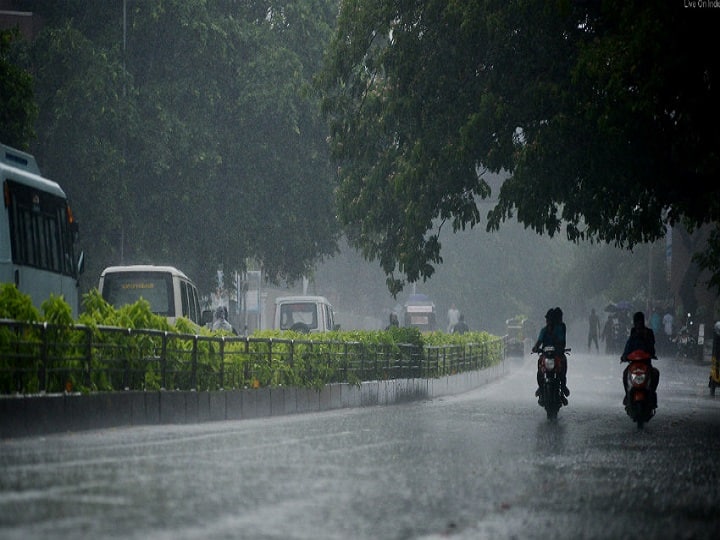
[79,289,170,331]
[319,0,720,293]
[0,28,37,149]
[16,0,340,295]
[41,295,74,326]
[0,283,40,322]
[2,281,506,394]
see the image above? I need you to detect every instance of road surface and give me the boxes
[1,352,719,539]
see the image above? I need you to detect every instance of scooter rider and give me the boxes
[621,311,660,406]
[532,307,570,405]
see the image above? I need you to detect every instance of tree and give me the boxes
[27,19,138,293]
[0,28,37,149]
[317,0,720,295]
[22,0,340,294]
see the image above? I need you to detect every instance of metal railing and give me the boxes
[0,319,505,395]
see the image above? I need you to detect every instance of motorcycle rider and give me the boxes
[532,307,570,405]
[621,311,660,407]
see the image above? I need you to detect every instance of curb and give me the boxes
[1,359,510,439]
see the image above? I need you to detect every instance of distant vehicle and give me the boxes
[403,293,436,331]
[505,316,526,356]
[273,295,338,333]
[0,143,84,316]
[98,265,202,325]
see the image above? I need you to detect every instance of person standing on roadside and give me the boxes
[386,312,399,330]
[453,314,469,334]
[663,310,674,354]
[588,308,600,353]
[447,303,460,333]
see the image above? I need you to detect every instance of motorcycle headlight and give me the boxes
[629,371,647,385]
[544,357,555,370]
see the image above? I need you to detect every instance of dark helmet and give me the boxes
[545,309,554,321]
[554,307,563,323]
[633,311,645,325]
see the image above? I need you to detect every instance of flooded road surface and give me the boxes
[2,353,719,539]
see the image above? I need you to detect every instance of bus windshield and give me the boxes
[101,271,175,316]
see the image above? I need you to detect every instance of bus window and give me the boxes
[6,180,74,277]
[188,284,200,323]
[179,280,201,323]
[101,271,174,317]
[180,281,189,319]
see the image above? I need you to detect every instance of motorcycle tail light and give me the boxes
[629,370,647,386]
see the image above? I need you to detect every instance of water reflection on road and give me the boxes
[1,353,720,539]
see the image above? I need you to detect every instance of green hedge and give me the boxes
[0,285,504,394]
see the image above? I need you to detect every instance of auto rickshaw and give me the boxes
[403,294,437,332]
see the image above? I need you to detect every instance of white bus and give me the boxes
[1,143,83,316]
[98,265,202,326]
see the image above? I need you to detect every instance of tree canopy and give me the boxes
[17,0,340,294]
[317,0,720,295]
[0,28,36,149]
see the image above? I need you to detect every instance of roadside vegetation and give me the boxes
[0,285,503,396]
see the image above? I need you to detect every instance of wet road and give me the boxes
[1,352,719,539]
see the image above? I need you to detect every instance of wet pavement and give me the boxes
[1,352,719,539]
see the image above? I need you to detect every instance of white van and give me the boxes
[98,265,202,325]
[273,295,338,333]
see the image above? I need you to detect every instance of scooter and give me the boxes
[675,312,696,359]
[621,349,657,429]
[535,345,570,420]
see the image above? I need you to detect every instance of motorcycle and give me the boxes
[674,312,697,359]
[621,349,657,429]
[535,345,570,420]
